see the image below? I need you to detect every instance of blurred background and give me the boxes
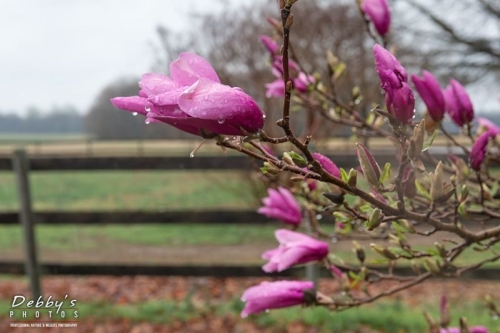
[0,0,499,332]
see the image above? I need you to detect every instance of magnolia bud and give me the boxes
[285,14,294,29]
[423,258,441,275]
[430,162,444,201]
[366,208,383,231]
[435,242,447,258]
[282,152,295,166]
[371,243,397,260]
[348,168,358,187]
[356,143,381,188]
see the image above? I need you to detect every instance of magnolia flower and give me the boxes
[257,187,302,225]
[312,153,341,178]
[373,45,414,124]
[360,0,391,36]
[477,117,500,135]
[262,229,329,272]
[259,35,279,55]
[111,53,265,137]
[240,280,314,317]
[264,55,314,98]
[444,79,474,127]
[411,71,445,122]
[470,130,497,171]
[440,327,488,333]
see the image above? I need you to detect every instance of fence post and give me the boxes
[12,150,42,298]
[304,214,320,287]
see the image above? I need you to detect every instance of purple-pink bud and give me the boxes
[444,79,474,127]
[259,35,279,54]
[373,45,414,124]
[470,130,497,171]
[312,153,341,178]
[240,280,314,317]
[477,117,500,135]
[440,327,489,333]
[257,187,302,225]
[411,71,445,122]
[373,44,407,91]
[262,229,329,272]
[385,82,415,124]
[361,0,391,36]
[111,53,265,137]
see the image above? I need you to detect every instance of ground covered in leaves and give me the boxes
[0,276,499,332]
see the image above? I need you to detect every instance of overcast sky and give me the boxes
[0,0,497,116]
[0,0,234,115]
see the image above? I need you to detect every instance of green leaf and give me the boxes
[379,162,392,183]
[489,181,499,197]
[422,130,438,152]
[340,168,349,183]
[260,166,268,175]
[415,180,432,200]
[457,202,467,216]
[289,151,307,166]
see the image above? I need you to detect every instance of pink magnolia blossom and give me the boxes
[312,153,341,178]
[373,45,414,124]
[444,79,474,127]
[259,35,279,55]
[265,56,314,98]
[111,53,265,137]
[440,327,488,333]
[477,117,500,135]
[411,71,445,122]
[240,280,314,317]
[470,130,497,171]
[257,187,302,225]
[361,0,391,36]
[262,229,329,272]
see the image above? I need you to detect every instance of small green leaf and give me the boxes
[457,202,467,216]
[415,180,432,200]
[289,151,307,167]
[489,181,499,197]
[260,166,268,175]
[422,130,438,152]
[379,162,392,183]
[340,168,349,183]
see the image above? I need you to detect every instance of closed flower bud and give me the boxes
[312,153,341,178]
[360,0,391,36]
[411,71,445,122]
[430,162,444,201]
[366,208,383,231]
[282,152,295,166]
[356,143,381,188]
[470,130,497,171]
[423,258,441,275]
[348,168,358,187]
[444,79,474,127]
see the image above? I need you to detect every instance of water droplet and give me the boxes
[189,151,195,158]
[331,237,338,243]
[218,118,225,124]
[145,120,150,124]
[265,309,270,313]
[132,112,138,116]
[263,114,267,119]
[493,314,499,320]
[316,214,322,220]
[145,106,151,112]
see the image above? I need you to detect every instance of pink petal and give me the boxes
[275,229,312,244]
[178,78,265,134]
[110,96,148,115]
[170,52,220,86]
[139,73,180,97]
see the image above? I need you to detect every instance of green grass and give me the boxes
[0,171,258,211]
[1,298,498,332]
[0,133,86,144]
[0,224,277,250]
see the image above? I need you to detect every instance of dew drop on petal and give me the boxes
[218,118,225,124]
[145,120,150,124]
[265,309,270,313]
[132,112,138,116]
[204,95,209,101]
[145,106,151,112]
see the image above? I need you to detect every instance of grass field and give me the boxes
[0,170,258,211]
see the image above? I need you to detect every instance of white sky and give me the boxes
[0,0,497,116]
[0,0,232,115]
